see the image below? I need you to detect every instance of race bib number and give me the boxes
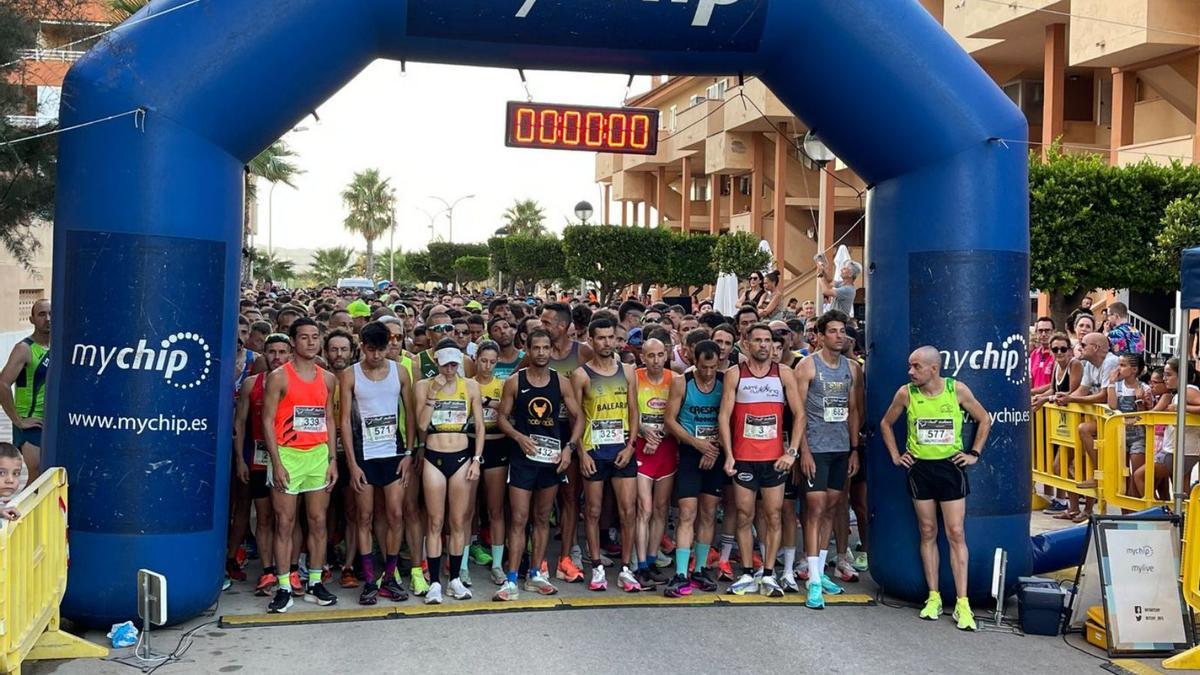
[252,440,269,468]
[744,414,778,441]
[294,406,326,433]
[916,419,955,446]
[696,425,718,441]
[590,418,625,446]
[483,407,499,425]
[530,434,562,464]
[432,400,468,428]
[364,413,397,442]
[640,412,665,432]
[823,396,849,423]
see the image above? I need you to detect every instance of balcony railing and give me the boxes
[15,48,85,62]
[3,115,49,129]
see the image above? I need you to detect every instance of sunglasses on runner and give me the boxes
[1051,347,1071,354]
[429,323,454,333]
[388,334,403,343]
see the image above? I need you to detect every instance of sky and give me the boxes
[256,61,652,254]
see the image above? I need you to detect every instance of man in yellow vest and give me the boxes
[878,345,991,632]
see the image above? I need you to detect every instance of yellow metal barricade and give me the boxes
[1032,403,1108,508]
[0,468,106,675]
[1100,410,1200,513]
[1164,485,1200,669]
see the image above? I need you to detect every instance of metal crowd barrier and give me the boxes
[0,468,106,675]
[1164,485,1200,669]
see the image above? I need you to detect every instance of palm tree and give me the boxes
[503,199,547,236]
[309,246,356,285]
[376,247,410,283]
[341,169,396,280]
[253,251,296,284]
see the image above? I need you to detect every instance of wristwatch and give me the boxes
[785,446,800,459]
[471,455,482,463]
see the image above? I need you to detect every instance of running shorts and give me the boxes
[733,459,787,491]
[269,444,332,494]
[802,452,850,494]
[12,426,41,450]
[635,438,678,481]
[584,453,637,482]
[906,458,969,502]
[675,444,728,499]
[361,455,404,488]
[481,437,512,470]
[249,470,271,500]
[508,453,565,492]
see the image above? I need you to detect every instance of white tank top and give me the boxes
[354,361,401,461]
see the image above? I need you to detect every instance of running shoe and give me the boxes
[1041,499,1068,515]
[340,567,360,588]
[255,572,277,597]
[647,566,670,584]
[664,574,692,598]
[540,561,549,577]
[469,543,493,566]
[599,553,615,567]
[570,544,583,571]
[268,588,293,613]
[321,566,332,584]
[689,569,718,593]
[634,568,658,591]
[425,582,443,605]
[852,551,869,573]
[589,566,608,591]
[780,572,801,594]
[305,582,337,606]
[234,545,248,569]
[557,556,585,583]
[460,565,472,588]
[660,532,675,554]
[447,578,473,600]
[751,551,764,570]
[834,557,859,582]
[706,547,721,568]
[618,566,643,593]
[410,569,430,597]
[524,573,559,596]
[493,580,520,601]
[490,567,507,586]
[920,593,942,621]
[819,574,845,595]
[760,575,784,598]
[655,553,673,569]
[795,559,810,582]
[728,573,758,596]
[359,581,379,605]
[289,570,305,597]
[805,582,825,610]
[245,538,259,560]
[226,559,246,582]
[222,575,232,591]
[953,597,977,631]
[380,576,408,602]
[716,560,735,582]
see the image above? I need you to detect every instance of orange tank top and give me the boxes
[274,361,329,450]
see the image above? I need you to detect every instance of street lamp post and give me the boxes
[429,194,475,243]
[575,201,593,298]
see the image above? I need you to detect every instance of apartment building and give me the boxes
[1,1,114,332]
[596,0,1200,313]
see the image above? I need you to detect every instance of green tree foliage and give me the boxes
[453,256,491,285]
[1154,195,1200,286]
[341,168,396,280]
[1030,148,1200,302]
[711,231,771,278]
[564,225,669,303]
[406,251,433,284]
[664,232,718,294]
[506,235,567,287]
[309,247,356,285]
[502,198,548,236]
[253,251,296,284]
[376,248,413,283]
[488,236,512,277]
[427,242,489,285]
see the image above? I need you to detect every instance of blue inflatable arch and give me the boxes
[48,0,1030,625]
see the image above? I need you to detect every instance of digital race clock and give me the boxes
[505,101,660,155]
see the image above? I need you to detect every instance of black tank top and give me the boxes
[1053,362,1072,394]
[513,368,563,442]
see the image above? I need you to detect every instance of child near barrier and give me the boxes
[1134,358,1200,498]
[1107,354,1152,497]
[0,442,23,520]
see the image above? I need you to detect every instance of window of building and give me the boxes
[706,79,727,101]
[668,105,677,132]
[691,179,709,202]
[17,289,43,324]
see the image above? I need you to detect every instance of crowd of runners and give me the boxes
[2,274,990,631]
